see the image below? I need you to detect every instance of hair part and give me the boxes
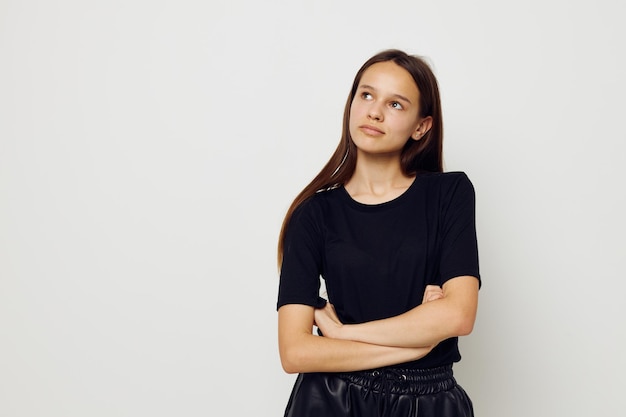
[277,49,444,267]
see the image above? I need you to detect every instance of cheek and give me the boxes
[348,104,359,130]
[398,114,421,135]
[349,101,358,118]
[349,100,370,123]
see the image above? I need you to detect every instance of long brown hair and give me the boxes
[277,49,444,266]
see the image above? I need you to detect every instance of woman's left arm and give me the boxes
[315,275,479,348]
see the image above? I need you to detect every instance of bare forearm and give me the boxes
[279,304,432,373]
[340,299,467,347]
[280,332,432,374]
[329,277,479,348]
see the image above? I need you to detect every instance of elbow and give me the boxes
[456,318,475,336]
[442,305,476,337]
[279,345,308,374]
[280,356,299,374]
[282,364,300,374]
[453,310,476,336]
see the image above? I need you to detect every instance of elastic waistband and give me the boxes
[336,364,456,395]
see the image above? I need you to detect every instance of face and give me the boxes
[349,61,431,157]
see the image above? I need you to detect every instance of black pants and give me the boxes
[284,365,473,417]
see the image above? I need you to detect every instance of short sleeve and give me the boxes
[277,199,328,310]
[437,173,481,287]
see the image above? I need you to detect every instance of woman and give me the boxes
[276,49,480,417]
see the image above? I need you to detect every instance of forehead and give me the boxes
[358,61,420,100]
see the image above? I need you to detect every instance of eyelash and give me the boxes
[360,92,404,111]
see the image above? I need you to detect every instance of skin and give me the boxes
[314,277,479,348]
[349,61,430,159]
[278,61,479,374]
[345,61,432,203]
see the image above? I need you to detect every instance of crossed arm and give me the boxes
[278,275,479,374]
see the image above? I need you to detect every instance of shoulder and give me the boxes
[294,187,342,215]
[415,172,476,211]
[442,171,475,194]
[426,171,472,185]
[418,171,474,193]
[289,187,343,230]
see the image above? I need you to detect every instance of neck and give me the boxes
[344,154,414,204]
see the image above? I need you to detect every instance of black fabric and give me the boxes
[284,366,474,417]
[277,171,480,369]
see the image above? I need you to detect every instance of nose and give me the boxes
[368,104,383,121]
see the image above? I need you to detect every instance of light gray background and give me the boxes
[1,1,624,416]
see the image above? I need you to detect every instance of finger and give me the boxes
[426,293,444,302]
[423,285,444,303]
[427,289,443,299]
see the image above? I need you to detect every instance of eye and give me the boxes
[390,101,404,110]
[360,92,373,100]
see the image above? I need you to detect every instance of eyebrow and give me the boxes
[358,84,413,105]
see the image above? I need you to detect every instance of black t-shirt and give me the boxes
[277,172,480,369]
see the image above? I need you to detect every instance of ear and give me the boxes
[412,116,433,141]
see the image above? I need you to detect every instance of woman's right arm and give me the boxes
[278,304,433,374]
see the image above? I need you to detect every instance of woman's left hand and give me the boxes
[315,284,444,340]
[422,285,444,303]
[314,302,344,339]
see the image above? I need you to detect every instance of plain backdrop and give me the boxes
[1,1,625,416]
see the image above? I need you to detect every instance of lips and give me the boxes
[359,124,384,136]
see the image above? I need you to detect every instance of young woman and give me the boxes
[276,49,480,417]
